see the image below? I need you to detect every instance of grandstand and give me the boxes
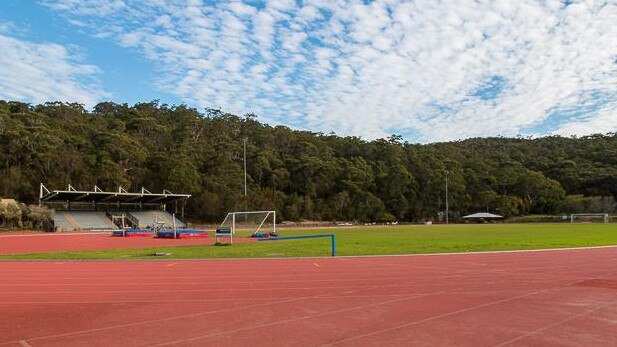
[53,211,117,230]
[40,184,190,231]
[130,211,185,229]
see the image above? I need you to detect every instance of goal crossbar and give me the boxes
[220,211,276,235]
[570,213,609,224]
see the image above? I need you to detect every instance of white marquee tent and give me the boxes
[462,212,503,219]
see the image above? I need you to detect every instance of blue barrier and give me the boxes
[257,234,336,256]
[156,229,208,239]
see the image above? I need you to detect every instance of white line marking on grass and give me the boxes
[4,244,617,263]
[18,341,31,347]
[337,244,617,259]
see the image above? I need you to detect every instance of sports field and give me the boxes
[2,247,617,345]
[0,223,616,260]
[1,223,617,345]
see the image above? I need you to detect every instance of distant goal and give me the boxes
[220,211,276,235]
[570,213,609,224]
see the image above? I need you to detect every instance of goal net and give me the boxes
[570,213,609,224]
[220,211,276,235]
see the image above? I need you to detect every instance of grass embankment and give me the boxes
[1,223,616,260]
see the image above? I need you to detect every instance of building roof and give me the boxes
[39,185,190,205]
[462,212,503,219]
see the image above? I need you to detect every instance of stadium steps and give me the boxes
[106,211,139,229]
[130,211,186,229]
[64,213,81,229]
[53,211,80,231]
[53,211,117,231]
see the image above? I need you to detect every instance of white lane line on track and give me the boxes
[325,267,617,346]
[150,292,442,347]
[325,288,555,346]
[495,299,617,346]
[0,232,108,238]
[0,293,336,345]
[0,294,454,305]
[0,279,537,295]
[1,251,612,342]
[0,271,591,283]
[0,272,557,286]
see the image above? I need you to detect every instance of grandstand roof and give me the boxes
[39,184,190,204]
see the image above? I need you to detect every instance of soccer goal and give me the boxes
[570,213,609,224]
[219,211,276,236]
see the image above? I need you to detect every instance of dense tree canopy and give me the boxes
[1,100,615,222]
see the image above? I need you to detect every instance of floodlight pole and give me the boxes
[243,138,248,211]
[445,170,449,224]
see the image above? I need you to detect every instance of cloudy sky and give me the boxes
[1,0,616,142]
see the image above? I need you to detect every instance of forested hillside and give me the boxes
[1,100,616,222]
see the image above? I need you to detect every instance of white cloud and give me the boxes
[40,0,617,142]
[40,0,126,16]
[555,106,617,136]
[0,33,109,107]
[0,21,13,33]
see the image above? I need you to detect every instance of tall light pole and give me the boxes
[243,138,248,211]
[445,170,449,224]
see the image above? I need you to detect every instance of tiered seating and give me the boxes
[107,211,138,229]
[53,211,78,231]
[130,211,186,229]
[53,210,183,231]
[53,211,117,231]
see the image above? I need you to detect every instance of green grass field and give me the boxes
[1,223,616,260]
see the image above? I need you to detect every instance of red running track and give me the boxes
[0,233,253,255]
[2,247,617,346]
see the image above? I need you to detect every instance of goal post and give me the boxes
[570,213,609,224]
[220,211,276,235]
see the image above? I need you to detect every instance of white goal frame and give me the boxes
[220,211,276,235]
[570,213,609,224]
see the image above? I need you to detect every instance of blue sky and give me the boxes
[0,0,177,105]
[0,0,616,142]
